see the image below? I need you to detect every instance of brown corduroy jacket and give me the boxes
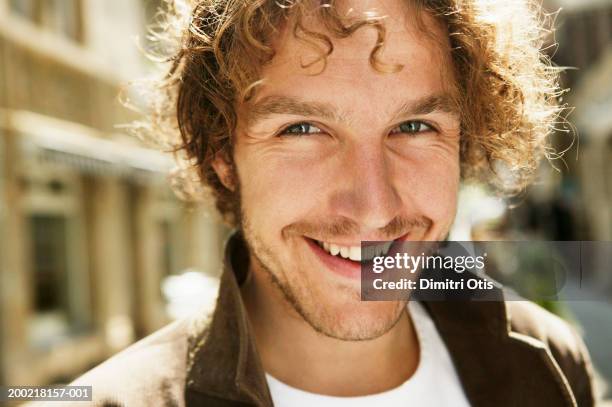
[63,233,596,407]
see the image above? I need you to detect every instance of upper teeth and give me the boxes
[317,241,393,261]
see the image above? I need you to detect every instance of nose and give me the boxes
[330,144,403,231]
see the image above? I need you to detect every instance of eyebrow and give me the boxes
[393,93,460,119]
[246,96,342,127]
[246,93,459,128]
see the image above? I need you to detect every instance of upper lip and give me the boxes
[307,233,411,247]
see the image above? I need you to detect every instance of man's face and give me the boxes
[223,0,461,340]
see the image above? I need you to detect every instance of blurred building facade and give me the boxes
[550,0,612,243]
[499,0,612,244]
[0,0,228,387]
[552,0,612,394]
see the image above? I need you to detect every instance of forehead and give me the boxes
[245,0,456,114]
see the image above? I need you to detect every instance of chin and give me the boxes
[303,293,406,341]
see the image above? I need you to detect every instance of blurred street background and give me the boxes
[0,0,610,404]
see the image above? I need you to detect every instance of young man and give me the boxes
[65,0,595,406]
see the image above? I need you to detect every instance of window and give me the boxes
[41,0,82,42]
[30,215,69,314]
[9,0,83,42]
[159,219,179,276]
[27,209,91,349]
[8,0,39,22]
[23,165,92,349]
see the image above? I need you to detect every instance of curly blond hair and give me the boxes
[133,0,565,226]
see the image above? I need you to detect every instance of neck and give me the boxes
[240,263,419,397]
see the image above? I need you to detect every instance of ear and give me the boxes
[211,152,236,192]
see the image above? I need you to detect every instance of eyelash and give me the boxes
[278,120,436,137]
[278,122,322,137]
[389,121,436,135]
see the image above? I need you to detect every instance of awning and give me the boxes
[2,109,175,183]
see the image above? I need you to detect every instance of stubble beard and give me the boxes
[240,213,407,341]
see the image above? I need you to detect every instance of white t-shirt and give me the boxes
[265,301,471,407]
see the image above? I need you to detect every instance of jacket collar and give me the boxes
[185,232,575,407]
[186,232,273,406]
[421,299,575,406]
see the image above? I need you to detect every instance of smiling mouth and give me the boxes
[310,239,394,262]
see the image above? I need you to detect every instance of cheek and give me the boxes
[396,148,460,220]
[235,150,324,228]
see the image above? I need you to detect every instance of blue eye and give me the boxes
[280,122,322,136]
[392,121,434,135]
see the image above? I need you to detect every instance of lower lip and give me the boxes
[305,237,364,280]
